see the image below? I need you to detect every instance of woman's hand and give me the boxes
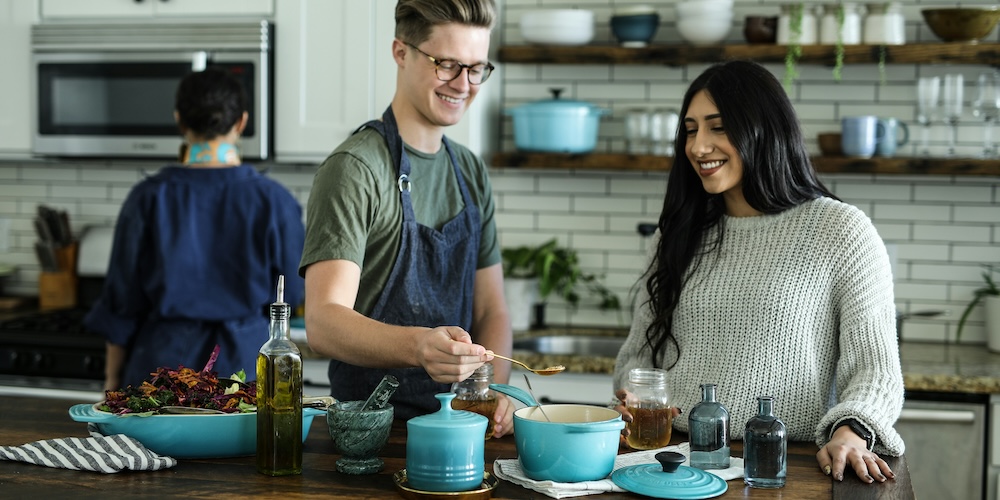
[816,425,894,483]
[613,389,681,444]
[490,395,515,438]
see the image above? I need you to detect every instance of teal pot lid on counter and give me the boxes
[611,461,728,499]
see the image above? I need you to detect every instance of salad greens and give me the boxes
[100,346,257,415]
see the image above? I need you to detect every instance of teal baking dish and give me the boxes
[69,403,324,458]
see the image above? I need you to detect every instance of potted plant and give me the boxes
[956,264,1000,351]
[501,239,620,330]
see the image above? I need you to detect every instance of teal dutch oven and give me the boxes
[490,383,625,482]
[505,88,609,153]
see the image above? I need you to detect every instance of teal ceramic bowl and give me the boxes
[69,403,324,458]
[490,383,625,482]
[611,13,660,47]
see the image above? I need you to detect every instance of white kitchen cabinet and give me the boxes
[274,0,396,162]
[273,0,499,163]
[0,0,36,156]
[40,0,272,19]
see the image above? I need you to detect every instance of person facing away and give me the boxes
[298,0,515,435]
[613,60,904,485]
[84,67,305,392]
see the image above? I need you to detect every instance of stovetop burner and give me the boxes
[0,308,105,380]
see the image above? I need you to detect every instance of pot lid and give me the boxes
[611,452,728,499]
[407,393,488,430]
[507,88,608,115]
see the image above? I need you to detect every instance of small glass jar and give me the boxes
[688,383,731,470]
[649,108,679,156]
[451,363,498,439]
[623,368,672,450]
[744,396,787,489]
[624,108,651,155]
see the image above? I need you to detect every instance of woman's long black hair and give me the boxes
[645,60,838,369]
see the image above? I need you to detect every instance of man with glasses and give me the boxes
[298,0,514,434]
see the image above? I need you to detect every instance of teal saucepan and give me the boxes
[490,383,625,482]
[69,403,324,458]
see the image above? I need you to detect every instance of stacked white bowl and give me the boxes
[675,0,734,45]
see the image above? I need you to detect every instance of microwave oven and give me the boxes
[31,21,273,160]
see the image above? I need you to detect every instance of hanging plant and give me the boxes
[877,45,887,86]
[832,4,845,82]
[782,3,804,89]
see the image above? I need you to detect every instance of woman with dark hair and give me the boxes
[85,67,304,392]
[613,60,903,484]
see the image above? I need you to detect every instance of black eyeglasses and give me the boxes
[404,42,494,85]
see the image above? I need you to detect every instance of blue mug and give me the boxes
[876,117,910,157]
[841,116,883,158]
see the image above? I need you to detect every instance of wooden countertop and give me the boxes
[510,328,1000,395]
[0,395,912,499]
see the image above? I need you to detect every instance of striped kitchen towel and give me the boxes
[0,428,177,473]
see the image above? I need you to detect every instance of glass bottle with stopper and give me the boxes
[256,275,303,476]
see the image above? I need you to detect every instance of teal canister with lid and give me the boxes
[406,393,488,492]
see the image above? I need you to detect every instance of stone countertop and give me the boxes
[510,327,1000,395]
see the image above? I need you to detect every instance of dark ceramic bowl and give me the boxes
[922,7,1000,43]
[817,132,843,156]
[744,15,778,44]
[611,13,660,47]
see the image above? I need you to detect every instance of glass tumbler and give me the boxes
[624,109,651,155]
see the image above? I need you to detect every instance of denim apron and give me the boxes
[327,106,481,420]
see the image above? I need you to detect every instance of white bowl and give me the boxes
[675,0,734,19]
[677,16,733,45]
[520,9,595,45]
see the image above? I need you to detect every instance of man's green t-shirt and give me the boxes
[299,127,500,316]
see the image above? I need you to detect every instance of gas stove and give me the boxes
[0,308,105,381]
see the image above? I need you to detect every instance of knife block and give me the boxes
[39,242,78,310]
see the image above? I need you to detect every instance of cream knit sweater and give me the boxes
[614,197,905,456]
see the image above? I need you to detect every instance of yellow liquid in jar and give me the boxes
[625,405,673,450]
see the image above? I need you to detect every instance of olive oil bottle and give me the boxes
[256,275,303,476]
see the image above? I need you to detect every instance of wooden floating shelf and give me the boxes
[491,152,1000,176]
[497,43,1000,66]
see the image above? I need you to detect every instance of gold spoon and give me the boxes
[486,351,565,376]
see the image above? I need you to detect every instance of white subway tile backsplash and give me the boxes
[572,195,643,214]
[538,175,607,194]
[912,224,991,243]
[502,193,572,212]
[537,213,607,232]
[952,245,1000,263]
[577,82,649,101]
[910,263,986,282]
[0,184,46,198]
[895,282,949,301]
[495,212,535,230]
[915,184,993,203]
[873,203,951,222]
[874,222,911,241]
[896,243,951,262]
[51,185,109,200]
[541,65,612,81]
[833,182,911,201]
